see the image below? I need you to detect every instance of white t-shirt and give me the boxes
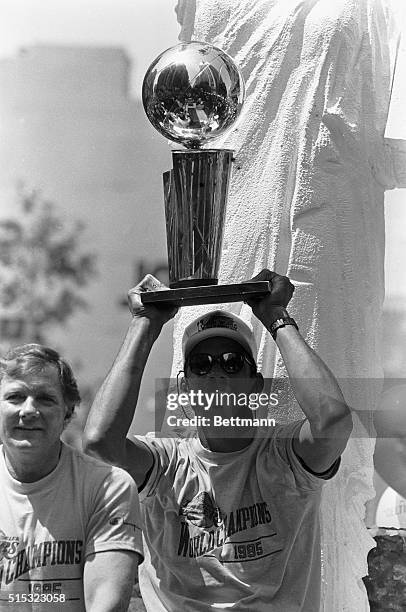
[0,443,143,611]
[136,421,340,612]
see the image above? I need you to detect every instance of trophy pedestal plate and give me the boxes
[141,281,272,307]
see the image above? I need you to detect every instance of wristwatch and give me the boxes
[269,316,298,340]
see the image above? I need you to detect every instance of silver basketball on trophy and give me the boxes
[142,41,245,148]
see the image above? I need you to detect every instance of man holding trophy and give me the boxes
[84,268,352,611]
[83,43,352,609]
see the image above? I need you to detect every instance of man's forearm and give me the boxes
[84,316,161,461]
[265,308,351,434]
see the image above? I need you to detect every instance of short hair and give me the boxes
[0,344,81,415]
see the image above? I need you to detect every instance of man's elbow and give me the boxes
[320,405,353,444]
[310,400,353,441]
[337,409,353,441]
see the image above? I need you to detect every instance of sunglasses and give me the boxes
[186,351,256,376]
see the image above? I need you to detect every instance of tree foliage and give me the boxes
[0,187,96,343]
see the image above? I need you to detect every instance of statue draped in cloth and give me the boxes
[172,1,400,610]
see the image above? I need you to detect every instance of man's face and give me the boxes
[0,365,69,455]
[185,336,259,417]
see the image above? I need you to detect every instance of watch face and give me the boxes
[271,318,287,329]
[270,317,297,339]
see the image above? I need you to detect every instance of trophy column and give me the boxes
[165,149,232,288]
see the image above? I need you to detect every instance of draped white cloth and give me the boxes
[172,1,400,609]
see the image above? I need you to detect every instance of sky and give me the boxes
[0,0,180,98]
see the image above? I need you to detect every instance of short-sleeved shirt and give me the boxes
[0,443,143,611]
[136,421,339,612]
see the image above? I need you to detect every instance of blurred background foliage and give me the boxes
[0,185,96,344]
[0,184,97,449]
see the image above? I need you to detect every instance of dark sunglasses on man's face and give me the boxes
[186,351,256,376]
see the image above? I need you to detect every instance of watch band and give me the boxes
[269,316,298,340]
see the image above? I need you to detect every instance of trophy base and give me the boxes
[141,281,271,307]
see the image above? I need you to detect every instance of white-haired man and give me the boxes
[84,269,353,611]
[0,344,143,611]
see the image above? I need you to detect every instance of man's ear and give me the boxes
[63,405,74,426]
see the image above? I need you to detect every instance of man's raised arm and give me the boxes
[248,269,353,474]
[83,275,177,487]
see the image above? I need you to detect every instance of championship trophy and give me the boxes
[141,41,271,307]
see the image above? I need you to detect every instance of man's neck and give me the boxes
[3,442,62,483]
